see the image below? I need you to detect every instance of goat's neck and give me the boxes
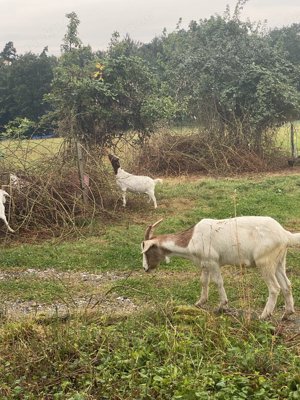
[116,168,131,178]
[158,233,194,261]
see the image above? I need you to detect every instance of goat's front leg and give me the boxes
[0,205,14,233]
[1,216,14,232]
[195,267,210,308]
[122,191,127,207]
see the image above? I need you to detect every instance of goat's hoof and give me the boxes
[259,313,272,321]
[281,309,295,321]
[195,300,207,309]
[214,305,229,315]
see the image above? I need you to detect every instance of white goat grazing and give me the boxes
[0,189,14,232]
[108,154,162,208]
[141,216,300,320]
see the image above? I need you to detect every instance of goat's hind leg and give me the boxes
[259,262,281,320]
[211,264,228,312]
[275,252,295,320]
[195,267,210,308]
[146,189,157,209]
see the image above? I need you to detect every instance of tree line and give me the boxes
[0,4,299,152]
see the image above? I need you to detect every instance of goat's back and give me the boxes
[190,216,290,267]
[116,169,156,193]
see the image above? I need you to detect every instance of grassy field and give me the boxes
[0,137,63,168]
[276,121,300,155]
[0,120,298,168]
[0,171,300,398]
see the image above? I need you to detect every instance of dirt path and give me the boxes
[1,268,300,337]
[0,269,140,319]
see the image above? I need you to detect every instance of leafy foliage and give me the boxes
[0,41,17,63]
[141,15,300,150]
[46,15,178,146]
[0,50,56,131]
[1,117,36,139]
[0,170,299,398]
[1,7,300,152]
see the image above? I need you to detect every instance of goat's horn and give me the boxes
[144,218,163,240]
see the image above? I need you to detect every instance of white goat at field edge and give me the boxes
[108,154,162,208]
[141,216,300,320]
[0,189,14,232]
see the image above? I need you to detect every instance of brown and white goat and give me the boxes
[141,216,300,320]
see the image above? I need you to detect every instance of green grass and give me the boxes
[1,309,300,399]
[276,121,300,152]
[1,172,300,398]
[0,137,63,167]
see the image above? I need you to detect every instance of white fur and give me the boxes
[142,216,300,320]
[116,168,162,208]
[10,173,28,189]
[0,189,14,232]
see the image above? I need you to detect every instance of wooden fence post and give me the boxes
[76,140,89,205]
[291,122,297,159]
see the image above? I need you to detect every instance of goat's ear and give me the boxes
[141,240,156,253]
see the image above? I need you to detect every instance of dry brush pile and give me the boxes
[0,130,289,239]
[132,130,288,176]
[0,143,118,239]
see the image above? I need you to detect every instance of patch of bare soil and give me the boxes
[159,198,197,213]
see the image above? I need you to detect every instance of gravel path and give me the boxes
[0,269,139,319]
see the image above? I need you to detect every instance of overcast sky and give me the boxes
[1,0,300,56]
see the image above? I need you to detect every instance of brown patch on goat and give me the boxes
[173,226,195,247]
[154,226,195,248]
[145,244,171,270]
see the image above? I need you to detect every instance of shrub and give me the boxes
[0,144,117,238]
[132,129,287,176]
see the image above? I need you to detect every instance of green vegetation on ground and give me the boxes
[0,172,300,398]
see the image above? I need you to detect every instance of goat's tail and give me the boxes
[154,178,163,185]
[288,232,300,247]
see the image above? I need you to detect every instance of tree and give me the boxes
[0,52,56,131]
[61,12,82,52]
[0,117,35,139]
[143,13,300,151]
[268,23,300,66]
[47,15,177,147]
[0,41,17,64]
